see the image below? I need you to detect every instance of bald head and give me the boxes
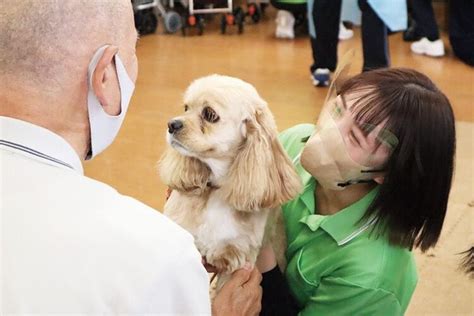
[0,0,134,91]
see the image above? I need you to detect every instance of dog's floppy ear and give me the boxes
[158,147,211,194]
[223,107,302,211]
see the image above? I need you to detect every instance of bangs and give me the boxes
[337,73,417,144]
[339,85,401,149]
[345,87,393,128]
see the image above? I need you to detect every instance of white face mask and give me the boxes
[85,45,135,160]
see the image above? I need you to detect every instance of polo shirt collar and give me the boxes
[0,116,83,174]
[298,178,379,246]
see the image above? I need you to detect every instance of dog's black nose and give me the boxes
[168,120,183,134]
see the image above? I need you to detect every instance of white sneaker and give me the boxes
[410,37,445,57]
[338,22,353,40]
[275,10,295,39]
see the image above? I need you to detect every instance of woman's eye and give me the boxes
[202,107,219,123]
[349,130,361,147]
[184,105,189,112]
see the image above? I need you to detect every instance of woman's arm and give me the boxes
[257,245,299,316]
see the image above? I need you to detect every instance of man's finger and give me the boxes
[243,267,262,288]
[203,263,219,273]
[225,267,252,288]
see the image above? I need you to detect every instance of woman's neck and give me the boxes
[315,181,377,215]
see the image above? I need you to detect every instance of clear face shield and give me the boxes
[300,51,399,190]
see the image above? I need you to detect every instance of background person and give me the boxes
[308,0,407,86]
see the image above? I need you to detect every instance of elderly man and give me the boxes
[0,1,261,314]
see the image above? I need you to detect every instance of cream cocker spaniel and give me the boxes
[159,75,301,284]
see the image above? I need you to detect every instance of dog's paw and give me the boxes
[206,244,247,273]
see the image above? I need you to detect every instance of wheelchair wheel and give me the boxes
[134,9,158,35]
[220,14,227,34]
[234,8,244,34]
[197,16,204,35]
[247,3,260,23]
[164,11,182,33]
[181,16,187,36]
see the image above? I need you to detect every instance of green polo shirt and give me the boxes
[279,124,418,316]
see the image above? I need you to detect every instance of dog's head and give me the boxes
[166,75,263,160]
[159,74,301,208]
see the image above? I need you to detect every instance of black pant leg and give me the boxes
[410,0,440,41]
[358,0,390,71]
[310,0,342,72]
[449,0,474,66]
[271,0,307,15]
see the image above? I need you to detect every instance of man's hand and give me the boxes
[202,257,219,273]
[212,265,263,316]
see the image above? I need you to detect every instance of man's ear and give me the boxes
[91,45,120,115]
[374,176,384,184]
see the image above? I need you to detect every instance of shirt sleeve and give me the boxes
[261,266,299,316]
[299,277,403,316]
[278,124,315,160]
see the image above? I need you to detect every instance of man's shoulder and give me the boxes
[19,157,194,248]
[78,175,194,244]
[2,148,195,252]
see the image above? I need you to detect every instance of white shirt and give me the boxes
[0,116,211,315]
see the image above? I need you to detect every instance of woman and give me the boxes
[257,68,456,315]
[308,0,407,86]
[409,0,445,57]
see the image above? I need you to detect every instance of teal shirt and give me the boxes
[279,124,418,316]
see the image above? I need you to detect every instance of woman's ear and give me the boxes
[223,108,301,211]
[158,147,211,194]
[91,45,121,115]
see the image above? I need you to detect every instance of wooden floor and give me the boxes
[84,9,473,315]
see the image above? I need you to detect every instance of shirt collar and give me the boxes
[298,180,380,246]
[0,116,83,174]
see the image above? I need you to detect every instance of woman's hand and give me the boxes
[212,265,263,316]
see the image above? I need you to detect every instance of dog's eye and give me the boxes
[202,106,219,123]
[184,105,189,112]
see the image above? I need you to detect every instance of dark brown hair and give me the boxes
[338,68,456,252]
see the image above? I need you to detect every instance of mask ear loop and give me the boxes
[338,169,386,187]
[361,169,385,173]
[337,179,374,187]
